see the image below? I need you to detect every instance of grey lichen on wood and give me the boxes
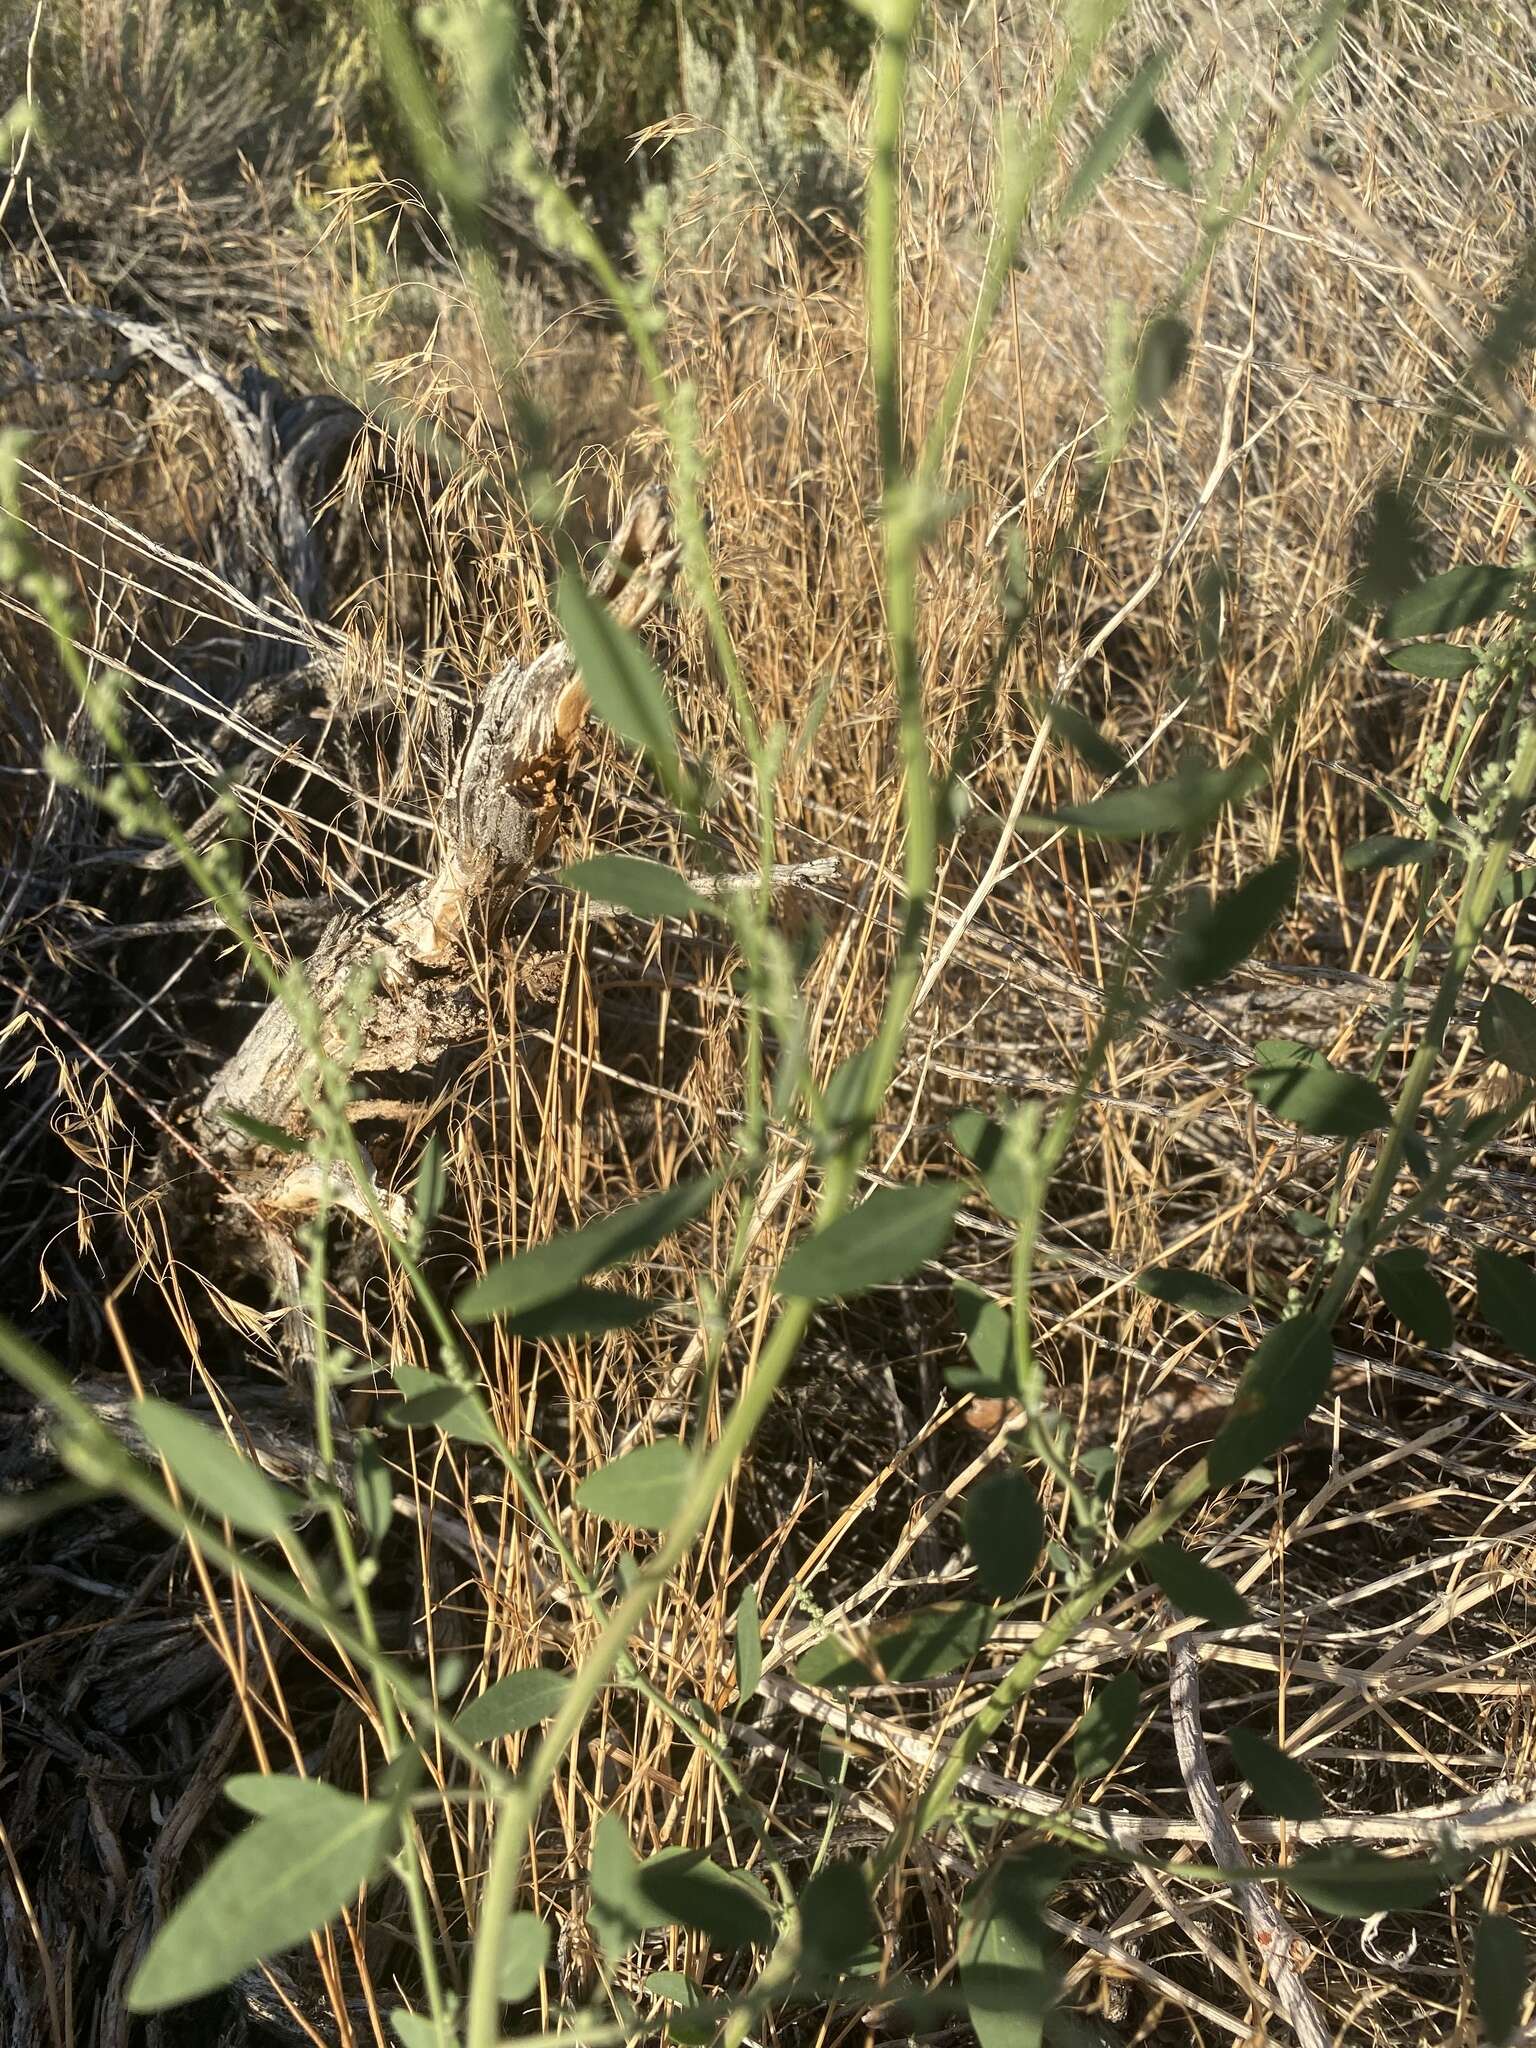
[197,484,681,1180]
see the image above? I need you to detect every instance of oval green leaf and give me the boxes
[498,1286,658,1341]
[1243,1052,1391,1140]
[797,1601,996,1689]
[1073,1669,1140,1782]
[1476,1910,1529,2048]
[960,1850,1071,2048]
[1135,311,1191,413]
[635,1850,774,1949]
[560,854,713,921]
[1385,640,1479,679]
[557,571,681,785]
[797,1862,878,1974]
[127,1783,396,2010]
[1228,1727,1325,1822]
[455,1667,574,1742]
[1143,1539,1250,1628]
[1283,1848,1441,1917]
[1475,1248,1536,1363]
[734,1583,762,1703]
[497,1911,549,2003]
[1343,833,1438,873]
[1161,857,1296,993]
[775,1181,961,1301]
[1135,1265,1250,1317]
[1045,702,1127,779]
[575,1440,693,1531]
[134,1398,296,1540]
[1207,1313,1334,1486]
[1372,1248,1453,1350]
[949,1278,1013,1393]
[951,1107,1034,1221]
[1056,762,1241,840]
[1139,99,1191,192]
[1479,982,1536,1079]
[1383,564,1521,638]
[964,1469,1044,1601]
[386,1373,502,1448]
[458,1176,714,1324]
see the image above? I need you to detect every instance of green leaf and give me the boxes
[134,1399,295,1540]
[1357,483,1430,609]
[497,1287,658,1340]
[1254,1035,1324,1068]
[1073,1670,1140,1782]
[949,1278,1013,1393]
[457,1176,715,1324]
[1283,1849,1441,1917]
[1046,703,1128,779]
[217,1108,307,1154]
[964,1469,1044,1601]
[1384,564,1521,638]
[1475,1248,1536,1362]
[1134,311,1191,413]
[1064,50,1168,216]
[391,2011,453,2048]
[775,1182,961,1300]
[411,1132,447,1235]
[353,1434,393,1549]
[1479,982,1536,1079]
[797,1862,878,1974]
[1227,1728,1325,1822]
[576,1440,693,1530]
[1476,1910,1529,2047]
[1384,641,1479,679]
[645,1969,705,2009]
[1208,1314,1333,1485]
[824,1044,878,1131]
[951,1107,1034,1220]
[1142,1540,1250,1628]
[1139,98,1192,191]
[635,1850,774,1949]
[1135,1265,1250,1317]
[1161,857,1296,993]
[589,1811,647,1959]
[960,1849,1071,2048]
[734,1584,762,1703]
[1496,865,1536,914]
[1343,833,1438,872]
[386,1373,501,1448]
[224,1773,341,1820]
[1056,763,1240,840]
[127,1782,396,2010]
[797,1602,996,1689]
[1372,1248,1454,1350]
[455,1667,573,1742]
[498,1912,549,2002]
[1243,1048,1391,1139]
[560,854,713,921]
[557,571,681,785]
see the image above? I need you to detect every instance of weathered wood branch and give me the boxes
[197,485,680,1174]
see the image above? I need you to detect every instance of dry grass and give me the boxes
[4,1,1536,2043]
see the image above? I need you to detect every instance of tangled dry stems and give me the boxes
[3,2,1536,2043]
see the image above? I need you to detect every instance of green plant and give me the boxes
[6,2,1536,2045]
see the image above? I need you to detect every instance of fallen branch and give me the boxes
[755,1667,1536,1854]
[1168,1629,1331,2048]
[196,485,681,1169]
